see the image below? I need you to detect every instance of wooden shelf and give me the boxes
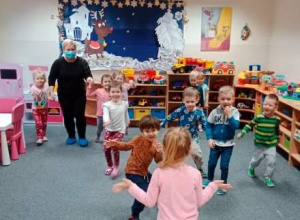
[275,110,292,121]
[168,90,183,93]
[235,97,256,102]
[168,101,182,104]
[208,102,219,105]
[278,143,289,153]
[240,119,251,123]
[209,91,219,93]
[207,74,235,77]
[238,108,255,113]
[135,84,167,87]
[295,121,300,127]
[128,95,165,98]
[290,153,300,163]
[294,137,300,144]
[280,126,291,137]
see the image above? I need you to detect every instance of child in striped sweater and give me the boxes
[237,93,280,188]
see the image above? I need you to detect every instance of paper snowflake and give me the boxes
[176,1,182,8]
[87,0,93,5]
[154,0,160,6]
[79,0,85,4]
[139,0,146,7]
[160,2,166,10]
[71,0,78,7]
[118,2,123,8]
[131,0,138,8]
[94,0,100,5]
[102,0,109,8]
[110,0,117,6]
[147,2,153,8]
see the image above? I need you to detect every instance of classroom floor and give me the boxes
[0,124,299,220]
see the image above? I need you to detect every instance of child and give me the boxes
[86,73,112,143]
[237,94,280,188]
[160,87,207,178]
[113,127,231,220]
[204,85,240,195]
[112,71,136,102]
[106,115,163,220]
[189,70,209,132]
[103,81,130,178]
[30,69,49,146]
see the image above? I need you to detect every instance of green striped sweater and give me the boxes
[240,114,280,148]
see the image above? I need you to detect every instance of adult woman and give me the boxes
[49,39,93,147]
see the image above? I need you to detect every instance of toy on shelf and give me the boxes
[294,129,300,140]
[277,82,298,98]
[152,101,165,107]
[172,57,214,74]
[171,94,182,101]
[130,87,146,95]
[274,74,287,87]
[212,61,235,75]
[150,89,164,96]
[237,92,247,98]
[171,80,187,90]
[153,75,165,84]
[293,88,300,100]
[138,98,148,106]
[121,68,135,80]
[238,67,274,86]
[136,70,155,84]
[280,121,292,130]
[237,102,251,109]
[261,73,275,91]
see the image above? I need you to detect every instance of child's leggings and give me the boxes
[191,138,203,170]
[103,130,124,167]
[32,108,48,139]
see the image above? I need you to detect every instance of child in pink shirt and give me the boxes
[86,74,112,143]
[113,127,232,220]
[112,71,136,102]
[30,69,50,146]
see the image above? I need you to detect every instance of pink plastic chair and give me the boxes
[6,103,26,160]
[0,98,20,113]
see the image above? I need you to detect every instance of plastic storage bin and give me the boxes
[151,109,165,120]
[135,108,150,120]
[128,108,134,119]
[283,136,291,150]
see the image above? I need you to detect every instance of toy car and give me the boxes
[172,80,187,90]
[212,61,235,75]
[237,102,250,109]
[153,75,165,84]
[171,94,182,101]
[138,98,148,106]
[136,71,151,84]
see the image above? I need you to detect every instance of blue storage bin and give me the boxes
[151,109,165,120]
[128,109,134,119]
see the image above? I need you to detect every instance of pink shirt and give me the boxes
[122,83,131,101]
[128,164,218,220]
[30,85,49,109]
[86,87,110,116]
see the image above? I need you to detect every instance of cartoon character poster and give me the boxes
[201,7,232,51]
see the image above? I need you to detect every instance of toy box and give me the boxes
[128,108,134,119]
[151,109,165,120]
[135,108,150,120]
[283,136,290,151]
[0,63,23,99]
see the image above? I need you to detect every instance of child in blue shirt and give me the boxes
[203,86,240,195]
[161,87,207,178]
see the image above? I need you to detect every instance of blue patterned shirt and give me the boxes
[161,106,206,139]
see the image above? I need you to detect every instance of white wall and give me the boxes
[0,0,298,82]
[0,0,59,66]
[184,0,273,75]
[268,0,300,82]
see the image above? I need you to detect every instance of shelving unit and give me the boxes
[167,73,235,116]
[235,85,300,166]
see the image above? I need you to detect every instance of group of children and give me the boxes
[30,69,281,220]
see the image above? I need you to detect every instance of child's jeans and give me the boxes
[126,173,152,219]
[191,138,203,169]
[96,116,103,139]
[32,108,48,139]
[103,130,124,167]
[207,145,233,183]
[249,146,276,178]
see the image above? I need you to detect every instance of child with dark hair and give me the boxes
[106,115,163,220]
[86,73,112,143]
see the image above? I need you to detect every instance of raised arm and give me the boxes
[160,107,181,127]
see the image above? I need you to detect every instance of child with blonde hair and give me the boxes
[103,81,130,178]
[112,71,136,101]
[161,87,207,178]
[204,86,240,195]
[86,73,112,143]
[30,69,49,146]
[113,127,231,220]
[237,94,280,188]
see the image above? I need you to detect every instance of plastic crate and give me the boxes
[128,108,134,119]
[135,108,150,120]
[283,136,290,150]
[151,109,165,120]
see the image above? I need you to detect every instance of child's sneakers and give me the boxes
[202,179,210,188]
[94,137,101,143]
[199,168,208,179]
[247,168,256,178]
[36,139,43,146]
[110,166,120,179]
[128,215,140,220]
[42,136,48,142]
[105,167,113,176]
[216,189,226,195]
[265,177,275,188]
